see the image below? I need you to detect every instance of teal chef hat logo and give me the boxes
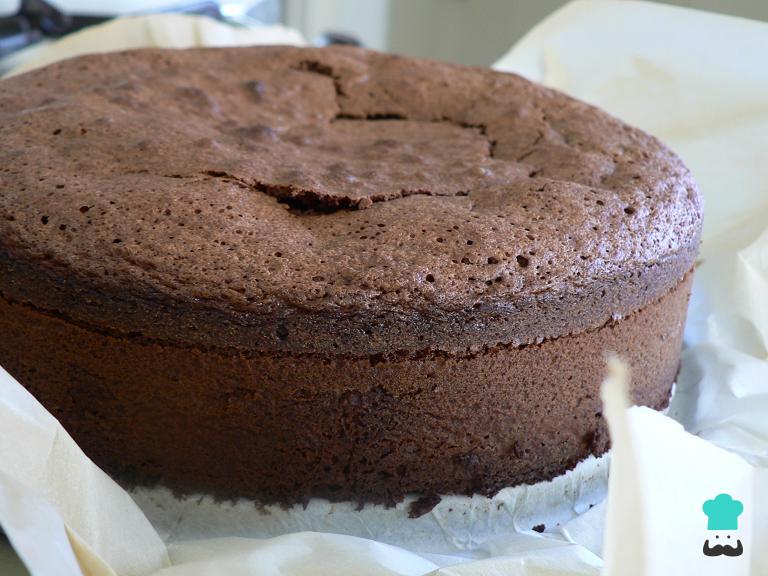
[703,494,743,530]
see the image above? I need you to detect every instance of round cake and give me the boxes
[0,46,701,511]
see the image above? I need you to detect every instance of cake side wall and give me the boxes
[0,270,693,506]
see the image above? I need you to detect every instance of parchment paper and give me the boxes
[2,1,768,574]
[1,13,305,77]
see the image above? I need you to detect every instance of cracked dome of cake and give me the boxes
[0,46,702,510]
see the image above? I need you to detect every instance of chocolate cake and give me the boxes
[0,46,702,507]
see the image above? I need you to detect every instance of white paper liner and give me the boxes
[130,453,608,554]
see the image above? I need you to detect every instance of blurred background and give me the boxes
[285,0,768,64]
[2,0,768,67]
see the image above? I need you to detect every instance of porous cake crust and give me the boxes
[0,46,702,506]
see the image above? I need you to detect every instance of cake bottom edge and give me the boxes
[129,450,611,554]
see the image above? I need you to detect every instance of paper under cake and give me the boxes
[0,46,701,513]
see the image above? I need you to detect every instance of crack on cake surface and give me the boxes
[293,59,347,98]
[201,170,471,212]
[331,114,496,158]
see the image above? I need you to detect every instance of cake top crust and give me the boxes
[0,46,702,354]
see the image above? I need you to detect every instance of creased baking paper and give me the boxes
[2,1,768,574]
[1,13,305,78]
